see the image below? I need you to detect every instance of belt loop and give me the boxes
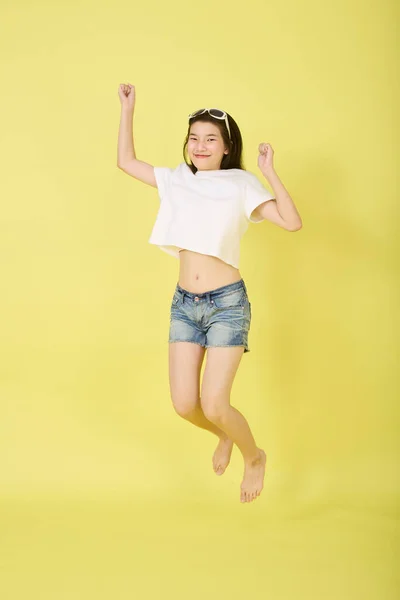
[206,292,211,305]
[181,291,185,304]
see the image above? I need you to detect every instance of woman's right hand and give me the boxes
[118,83,136,111]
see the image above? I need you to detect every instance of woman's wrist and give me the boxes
[121,105,135,116]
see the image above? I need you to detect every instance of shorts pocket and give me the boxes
[212,288,247,309]
[171,290,184,309]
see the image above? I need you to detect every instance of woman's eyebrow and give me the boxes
[189,133,219,136]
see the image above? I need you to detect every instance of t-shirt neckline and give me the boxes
[185,163,240,177]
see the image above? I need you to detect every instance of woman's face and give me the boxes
[187,121,229,171]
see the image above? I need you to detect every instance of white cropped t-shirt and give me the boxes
[148,162,275,269]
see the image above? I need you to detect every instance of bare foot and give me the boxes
[213,437,234,475]
[240,449,267,503]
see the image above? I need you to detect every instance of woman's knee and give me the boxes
[172,395,199,419]
[200,396,227,424]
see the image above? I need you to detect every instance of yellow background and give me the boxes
[0,0,398,598]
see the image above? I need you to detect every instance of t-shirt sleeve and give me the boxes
[244,173,275,223]
[153,167,174,202]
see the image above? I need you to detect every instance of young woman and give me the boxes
[117,84,302,503]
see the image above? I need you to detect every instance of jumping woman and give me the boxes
[117,83,302,503]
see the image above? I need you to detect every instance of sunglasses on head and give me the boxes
[188,108,231,140]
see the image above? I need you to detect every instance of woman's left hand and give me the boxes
[257,142,274,174]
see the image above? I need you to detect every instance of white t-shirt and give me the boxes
[148,162,275,269]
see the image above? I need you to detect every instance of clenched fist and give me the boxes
[257,142,274,174]
[118,83,136,111]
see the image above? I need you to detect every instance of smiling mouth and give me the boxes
[195,155,210,158]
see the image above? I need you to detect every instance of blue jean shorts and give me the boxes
[169,279,252,353]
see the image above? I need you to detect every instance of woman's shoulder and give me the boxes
[237,169,259,181]
[220,168,260,184]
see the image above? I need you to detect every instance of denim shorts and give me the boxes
[169,278,252,353]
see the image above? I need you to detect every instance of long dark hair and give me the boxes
[183,111,245,174]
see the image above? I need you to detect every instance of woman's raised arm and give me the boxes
[117,84,157,188]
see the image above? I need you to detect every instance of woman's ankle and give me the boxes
[243,447,263,465]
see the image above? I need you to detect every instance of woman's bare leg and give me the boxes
[200,346,267,503]
[168,342,234,474]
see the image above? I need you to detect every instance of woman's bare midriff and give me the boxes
[178,249,242,293]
